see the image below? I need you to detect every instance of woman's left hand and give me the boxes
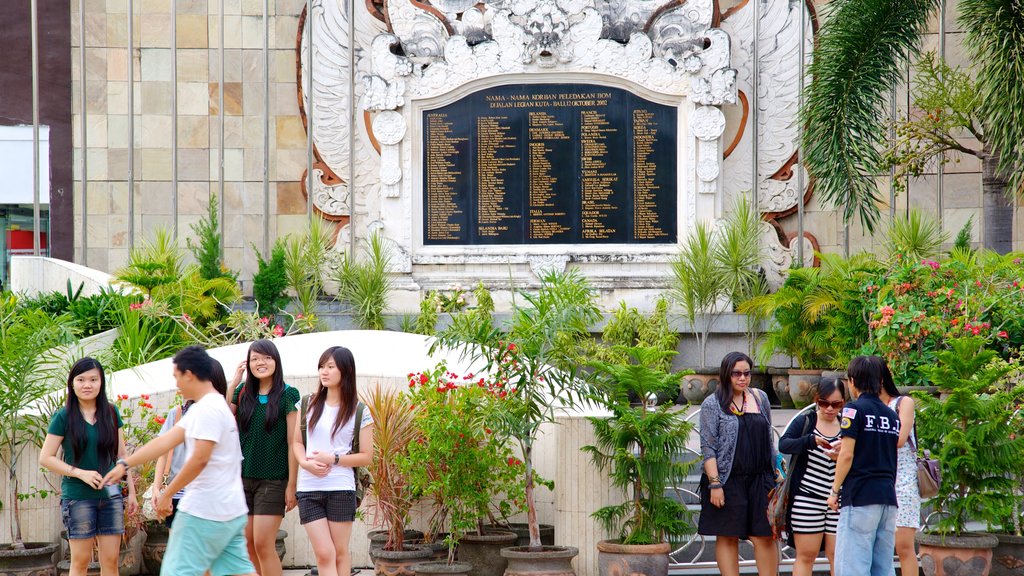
[125,496,140,517]
[309,451,335,466]
[285,485,297,511]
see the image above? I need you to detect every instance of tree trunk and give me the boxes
[524,446,540,550]
[982,151,1013,254]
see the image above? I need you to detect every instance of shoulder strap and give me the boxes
[300,394,310,446]
[351,402,365,453]
[801,411,814,436]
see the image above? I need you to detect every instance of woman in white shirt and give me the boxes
[292,346,374,576]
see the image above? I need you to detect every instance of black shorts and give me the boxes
[697,472,773,539]
[297,491,356,524]
[242,478,288,517]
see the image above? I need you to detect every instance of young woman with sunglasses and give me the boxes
[878,362,919,576]
[698,352,778,576]
[778,377,845,576]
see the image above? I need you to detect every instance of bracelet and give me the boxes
[116,458,129,470]
[709,483,723,490]
[831,488,841,496]
[708,475,721,483]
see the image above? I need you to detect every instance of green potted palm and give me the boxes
[402,363,524,576]
[583,346,694,576]
[433,269,601,576]
[365,387,433,573]
[0,294,75,575]
[914,337,1024,576]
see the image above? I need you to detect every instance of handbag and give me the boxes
[140,485,160,522]
[896,397,941,498]
[768,413,814,541]
[300,395,374,507]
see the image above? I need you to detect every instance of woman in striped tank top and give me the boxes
[778,378,845,576]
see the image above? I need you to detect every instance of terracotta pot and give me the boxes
[499,545,578,576]
[917,532,999,576]
[596,540,671,576]
[502,524,555,548]
[989,533,1024,576]
[770,370,793,408]
[370,530,427,550]
[679,373,719,405]
[458,532,517,576]
[369,544,433,576]
[787,369,822,408]
[0,542,59,576]
[413,561,473,576]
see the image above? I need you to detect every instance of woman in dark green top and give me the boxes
[39,357,139,576]
[229,339,299,576]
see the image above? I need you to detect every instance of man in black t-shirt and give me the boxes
[826,355,899,576]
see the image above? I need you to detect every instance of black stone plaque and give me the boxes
[422,83,677,245]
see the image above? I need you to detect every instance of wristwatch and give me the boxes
[333,450,341,465]
[116,458,129,470]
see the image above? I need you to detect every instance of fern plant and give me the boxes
[583,346,693,545]
[915,336,1024,535]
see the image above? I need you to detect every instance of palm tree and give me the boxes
[801,0,1024,249]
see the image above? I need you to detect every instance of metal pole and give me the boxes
[905,53,911,218]
[306,0,315,220]
[937,0,946,226]
[263,0,271,255]
[219,0,226,253]
[795,0,805,267]
[348,0,356,256]
[890,87,897,222]
[750,0,760,214]
[128,0,135,248]
[79,0,88,264]
[31,0,41,256]
[172,0,178,240]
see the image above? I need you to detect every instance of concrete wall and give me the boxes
[9,256,123,297]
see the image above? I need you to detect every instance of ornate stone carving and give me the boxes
[372,111,407,198]
[527,254,570,277]
[760,220,816,289]
[691,105,726,194]
[312,168,351,217]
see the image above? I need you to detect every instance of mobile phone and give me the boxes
[105,484,121,498]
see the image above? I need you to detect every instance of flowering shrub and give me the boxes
[400,363,525,561]
[859,252,1024,386]
[113,394,170,536]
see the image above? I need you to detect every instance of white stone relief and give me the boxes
[527,254,571,278]
[691,105,726,194]
[312,169,351,217]
[760,220,815,289]
[372,111,407,198]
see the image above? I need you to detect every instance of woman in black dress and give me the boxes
[698,351,778,576]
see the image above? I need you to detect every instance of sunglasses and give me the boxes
[730,370,752,379]
[816,399,844,410]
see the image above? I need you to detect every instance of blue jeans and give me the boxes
[835,504,897,576]
[60,495,124,539]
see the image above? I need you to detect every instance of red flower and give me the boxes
[971,327,981,335]
[273,325,285,338]
[507,457,516,466]
[485,428,492,434]
[129,302,143,311]
[182,313,192,322]
[297,313,304,319]
[999,331,1009,338]
[420,373,429,384]
[141,394,149,400]
[507,343,516,351]
[951,318,959,326]
[154,416,166,425]
[258,317,270,325]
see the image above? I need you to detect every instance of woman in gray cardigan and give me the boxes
[698,351,778,576]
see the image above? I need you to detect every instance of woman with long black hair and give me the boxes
[229,339,300,576]
[39,357,139,576]
[698,351,778,576]
[292,346,373,576]
[879,361,920,576]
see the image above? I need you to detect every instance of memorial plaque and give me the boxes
[422,83,677,245]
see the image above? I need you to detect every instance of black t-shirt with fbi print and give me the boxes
[838,393,899,508]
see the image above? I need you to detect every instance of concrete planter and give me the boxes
[0,542,58,576]
[679,372,718,405]
[499,545,578,576]
[917,532,999,576]
[413,561,473,576]
[988,533,1024,576]
[596,540,670,576]
[503,524,555,548]
[369,544,433,576]
[458,532,517,576]
[787,369,823,408]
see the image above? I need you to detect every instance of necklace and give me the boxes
[730,392,746,415]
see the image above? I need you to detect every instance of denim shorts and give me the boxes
[61,495,125,539]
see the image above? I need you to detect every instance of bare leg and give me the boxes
[715,536,740,576]
[303,518,339,576]
[328,521,354,576]
[68,538,96,576]
[792,532,824,576]
[750,535,779,576]
[895,527,918,576]
[245,516,261,576]
[95,534,121,576]
[252,515,285,576]
[824,533,837,576]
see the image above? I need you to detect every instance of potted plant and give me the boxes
[364,387,433,575]
[434,269,600,575]
[0,294,76,575]
[402,363,524,576]
[670,198,762,404]
[914,337,1024,576]
[583,346,694,576]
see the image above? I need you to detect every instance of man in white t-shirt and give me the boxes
[103,346,256,576]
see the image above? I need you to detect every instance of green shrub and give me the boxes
[252,240,290,315]
[335,231,393,330]
[187,194,236,282]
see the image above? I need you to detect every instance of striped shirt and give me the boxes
[797,429,839,498]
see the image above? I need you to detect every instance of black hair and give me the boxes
[308,346,358,439]
[210,359,228,396]
[880,360,901,398]
[173,345,215,382]
[815,375,845,402]
[237,339,286,434]
[847,356,884,395]
[64,357,119,469]
[715,351,755,413]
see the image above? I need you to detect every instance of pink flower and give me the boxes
[999,331,1009,338]
[182,313,192,323]
[272,325,285,338]
[922,260,940,270]
[297,313,304,319]
[129,302,143,311]
[971,327,981,335]
[258,317,270,325]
